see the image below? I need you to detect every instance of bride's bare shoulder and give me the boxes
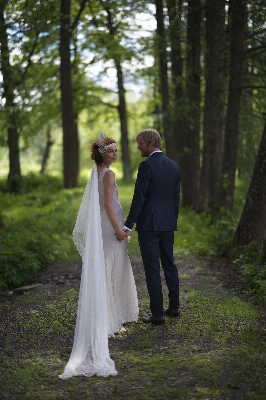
[102,169,115,184]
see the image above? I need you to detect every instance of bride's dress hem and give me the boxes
[58,365,118,380]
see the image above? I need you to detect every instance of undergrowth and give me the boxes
[0,174,83,290]
[0,172,265,303]
[233,242,266,304]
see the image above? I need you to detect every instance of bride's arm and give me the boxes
[103,170,128,241]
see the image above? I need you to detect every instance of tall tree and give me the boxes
[84,0,148,180]
[257,236,266,266]
[155,0,174,158]
[181,0,201,208]
[0,213,4,228]
[0,1,21,191]
[0,0,64,188]
[197,0,225,213]
[219,0,247,211]
[166,0,184,165]
[40,126,54,174]
[60,0,84,188]
[237,0,266,182]
[105,6,132,180]
[232,119,266,247]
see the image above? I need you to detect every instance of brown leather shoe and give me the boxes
[163,308,181,317]
[142,315,165,325]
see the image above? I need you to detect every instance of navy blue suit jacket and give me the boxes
[125,152,181,231]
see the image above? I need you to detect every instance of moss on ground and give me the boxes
[1,257,266,399]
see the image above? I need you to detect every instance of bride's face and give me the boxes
[102,144,118,165]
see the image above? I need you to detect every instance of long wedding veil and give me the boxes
[58,165,117,378]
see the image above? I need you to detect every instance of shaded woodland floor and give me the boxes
[1,255,266,399]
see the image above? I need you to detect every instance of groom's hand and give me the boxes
[115,228,128,242]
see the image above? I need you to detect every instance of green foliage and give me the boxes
[0,172,63,194]
[0,246,40,291]
[233,241,262,267]
[0,173,81,291]
[233,242,266,304]
[173,210,238,258]
[6,174,23,194]
[174,210,214,257]
[239,262,266,304]
[0,221,63,290]
[0,170,265,305]
[0,171,242,291]
[208,218,239,253]
[21,173,63,194]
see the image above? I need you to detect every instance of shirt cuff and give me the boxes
[123,225,132,231]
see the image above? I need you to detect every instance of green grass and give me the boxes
[1,264,266,399]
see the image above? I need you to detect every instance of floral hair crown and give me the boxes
[96,131,116,154]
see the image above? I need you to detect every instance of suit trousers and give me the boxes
[137,231,179,317]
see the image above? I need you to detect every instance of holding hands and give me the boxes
[123,227,131,243]
[115,228,131,243]
[115,228,128,242]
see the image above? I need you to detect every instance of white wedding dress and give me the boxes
[58,166,138,379]
[98,168,139,335]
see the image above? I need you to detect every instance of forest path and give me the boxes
[1,255,266,399]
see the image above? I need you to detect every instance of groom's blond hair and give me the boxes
[137,128,162,149]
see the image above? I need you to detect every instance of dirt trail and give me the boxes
[1,256,266,399]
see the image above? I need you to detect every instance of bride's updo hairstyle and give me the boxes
[91,132,116,165]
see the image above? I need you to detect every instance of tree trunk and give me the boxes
[197,0,225,213]
[155,0,174,159]
[232,120,266,246]
[60,0,79,188]
[0,213,5,229]
[166,0,184,165]
[0,3,21,192]
[219,0,247,211]
[115,59,132,180]
[182,0,201,208]
[257,236,266,266]
[105,7,132,180]
[7,110,21,192]
[40,126,54,174]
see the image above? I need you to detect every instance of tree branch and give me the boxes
[71,0,89,32]
[104,6,118,35]
[88,1,99,28]
[247,28,266,39]
[99,100,118,109]
[21,31,40,80]
[246,44,266,55]
[242,85,266,90]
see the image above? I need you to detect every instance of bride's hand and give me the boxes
[115,229,128,242]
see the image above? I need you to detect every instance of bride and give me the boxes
[58,133,139,379]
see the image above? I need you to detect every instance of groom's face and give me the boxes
[137,139,151,157]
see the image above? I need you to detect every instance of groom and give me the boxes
[124,128,181,325]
